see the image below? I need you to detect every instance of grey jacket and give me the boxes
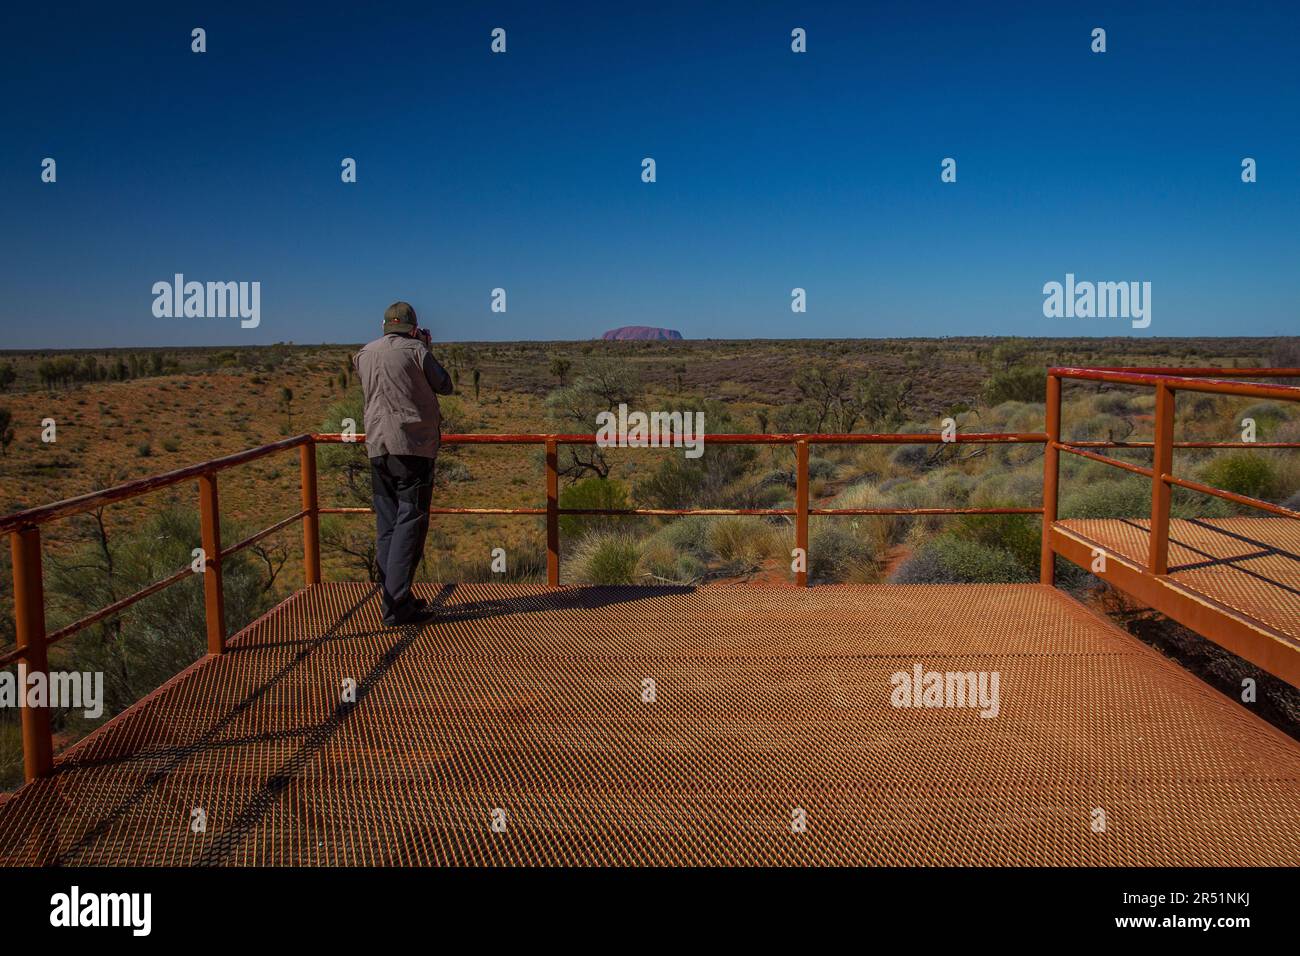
[353,334,454,459]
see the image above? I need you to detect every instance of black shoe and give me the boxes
[383,604,438,628]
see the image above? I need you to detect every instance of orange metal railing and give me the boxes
[1041,367,1300,584]
[2,365,1297,782]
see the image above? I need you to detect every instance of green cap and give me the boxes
[383,301,419,334]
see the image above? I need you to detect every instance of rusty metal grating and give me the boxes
[1,582,1299,866]
[1061,517,1300,638]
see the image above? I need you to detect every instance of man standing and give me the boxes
[353,301,454,626]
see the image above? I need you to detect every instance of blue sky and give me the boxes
[1,1,1297,347]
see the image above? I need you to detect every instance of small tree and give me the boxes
[281,387,294,430]
[472,368,481,401]
[0,363,15,391]
[549,357,572,386]
[544,355,642,480]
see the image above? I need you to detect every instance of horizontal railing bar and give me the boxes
[1067,440,1300,449]
[1051,367,1300,402]
[45,563,195,649]
[313,432,1049,446]
[560,508,795,516]
[1055,442,1156,478]
[321,505,1046,518]
[1162,474,1300,520]
[320,506,549,515]
[1079,367,1300,377]
[0,434,312,535]
[811,507,1043,516]
[221,510,307,559]
[0,431,1058,535]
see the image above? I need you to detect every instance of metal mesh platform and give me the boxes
[1060,517,1300,639]
[1,581,1299,866]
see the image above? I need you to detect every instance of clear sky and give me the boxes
[1,1,1297,348]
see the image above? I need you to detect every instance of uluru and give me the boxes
[601,326,684,341]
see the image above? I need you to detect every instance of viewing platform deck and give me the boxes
[2,581,1298,866]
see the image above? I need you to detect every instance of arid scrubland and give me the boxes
[0,336,1297,785]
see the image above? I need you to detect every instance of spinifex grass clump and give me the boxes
[565,530,642,585]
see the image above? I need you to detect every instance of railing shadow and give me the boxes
[1113,516,1300,600]
[16,581,691,865]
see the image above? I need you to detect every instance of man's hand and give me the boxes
[417,328,432,348]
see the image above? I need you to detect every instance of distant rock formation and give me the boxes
[601,326,684,341]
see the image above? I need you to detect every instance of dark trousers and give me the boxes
[370,454,434,623]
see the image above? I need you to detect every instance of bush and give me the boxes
[431,537,547,583]
[559,477,630,537]
[807,457,836,480]
[1093,393,1133,416]
[705,516,781,570]
[1240,402,1290,433]
[950,510,1039,575]
[437,395,470,433]
[565,530,641,584]
[809,521,880,584]
[891,535,1032,584]
[983,366,1046,406]
[44,506,276,739]
[632,400,758,509]
[892,444,937,472]
[1059,479,1149,519]
[832,481,908,551]
[659,515,712,555]
[1198,454,1280,501]
[637,537,705,584]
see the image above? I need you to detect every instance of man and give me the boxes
[353,301,454,626]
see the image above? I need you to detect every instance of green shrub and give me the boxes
[705,516,781,570]
[950,510,1039,575]
[632,401,757,509]
[559,477,630,537]
[637,538,705,584]
[1240,402,1290,433]
[566,530,641,584]
[809,521,879,584]
[659,516,711,555]
[1059,478,1149,518]
[44,506,276,741]
[807,457,836,480]
[983,366,1046,406]
[1198,454,1279,501]
[891,535,1032,584]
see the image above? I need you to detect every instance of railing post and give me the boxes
[1149,383,1176,575]
[11,526,54,781]
[198,472,226,653]
[545,439,559,586]
[300,440,321,586]
[1040,372,1061,585]
[795,439,809,588]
